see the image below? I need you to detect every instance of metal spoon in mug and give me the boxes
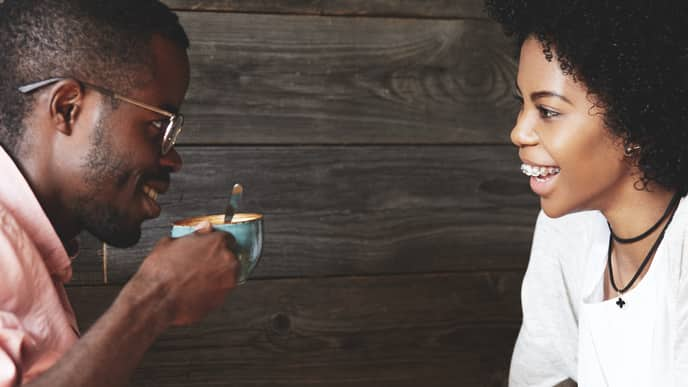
[224,183,243,223]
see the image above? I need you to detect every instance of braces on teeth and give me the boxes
[520,163,560,177]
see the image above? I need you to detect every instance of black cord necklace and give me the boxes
[607,192,681,309]
[608,193,681,244]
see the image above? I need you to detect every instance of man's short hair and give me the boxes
[0,0,190,154]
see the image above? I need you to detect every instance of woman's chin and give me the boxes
[540,197,570,219]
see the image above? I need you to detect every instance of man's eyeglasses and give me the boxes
[18,77,184,155]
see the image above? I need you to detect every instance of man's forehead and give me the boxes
[130,35,189,110]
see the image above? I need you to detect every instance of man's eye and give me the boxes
[151,120,165,130]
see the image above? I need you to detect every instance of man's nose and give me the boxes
[160,147,183,172]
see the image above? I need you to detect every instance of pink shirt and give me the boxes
[0,146,79,386]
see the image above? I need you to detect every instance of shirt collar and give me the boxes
[0,145,74,283]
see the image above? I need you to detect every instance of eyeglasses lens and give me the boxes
[162,115,184,154]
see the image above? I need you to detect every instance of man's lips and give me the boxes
[142,184,159,201]
[139,182,164,219]
[139,173,170,194]
[138,174,170,210]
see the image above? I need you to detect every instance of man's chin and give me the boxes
[93,228,142,248]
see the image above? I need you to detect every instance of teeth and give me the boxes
[520,163,560,177]
[142,185,159,201]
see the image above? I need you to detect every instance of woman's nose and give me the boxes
[510,111,538,148]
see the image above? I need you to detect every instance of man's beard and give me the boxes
[70,117,142,248]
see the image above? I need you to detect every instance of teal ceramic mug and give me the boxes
[171,213,264,285]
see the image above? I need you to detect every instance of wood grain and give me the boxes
[43,4,530,386]
[67,271,522,386]
[163,0,488,19]
[173,12,518,145]
[69,145,539,285]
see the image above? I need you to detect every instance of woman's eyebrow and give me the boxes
[530,90,573,105]
[514,82,572,105]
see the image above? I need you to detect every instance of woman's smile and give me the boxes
[520,162,560,196]
[511,37,634,217]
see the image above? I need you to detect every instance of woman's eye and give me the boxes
[537,106,560,119]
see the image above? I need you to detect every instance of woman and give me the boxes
[485,1,688,385]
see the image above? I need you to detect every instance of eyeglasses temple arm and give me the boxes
[17,77,66,94]
[113,94,174,118]
[80,82,174,118]
[18,78,175,119]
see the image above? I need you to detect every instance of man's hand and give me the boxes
[129,221,240,326]
[24,222,240,387]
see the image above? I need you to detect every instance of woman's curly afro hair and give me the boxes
[486,0,688,193]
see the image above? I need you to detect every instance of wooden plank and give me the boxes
[70,241,104,284]
[67,272,522,386]
[163,0,487,19]
[173,12,518,145]
[69,145,539,286]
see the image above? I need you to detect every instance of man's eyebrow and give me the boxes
[161,103,179,114]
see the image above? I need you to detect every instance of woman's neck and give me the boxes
[601,185,678,297]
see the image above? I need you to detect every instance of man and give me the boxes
[0,1,239,385]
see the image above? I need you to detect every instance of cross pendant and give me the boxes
[616,297,626,309]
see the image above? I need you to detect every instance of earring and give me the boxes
[624,144,640,157]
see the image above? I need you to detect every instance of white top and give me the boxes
[509,196,688,387]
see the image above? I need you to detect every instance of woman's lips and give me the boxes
[520,163,560,178]
[520,163,560,197]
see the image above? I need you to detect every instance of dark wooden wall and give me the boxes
[66,1,540,386]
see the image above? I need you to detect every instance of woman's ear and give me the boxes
[50,79,83,135]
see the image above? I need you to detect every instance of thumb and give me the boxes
[193,220,213,234]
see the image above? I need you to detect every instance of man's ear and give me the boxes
[50,79,84,135]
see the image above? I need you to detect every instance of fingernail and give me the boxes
[194,220,212,231]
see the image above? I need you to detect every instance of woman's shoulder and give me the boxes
[660,196,688,318]
[528,209,608,280]
[529,209,611,283]
[666,197,688,279]
[534,208,608,242]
